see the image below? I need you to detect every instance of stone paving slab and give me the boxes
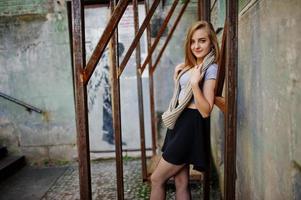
[41,159,221,200]
[0,166,67,200]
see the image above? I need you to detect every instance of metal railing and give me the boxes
[0,92,45,114]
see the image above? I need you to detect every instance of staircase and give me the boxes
[0,146,26,181]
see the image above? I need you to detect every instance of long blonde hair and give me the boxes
[184,21,220,67]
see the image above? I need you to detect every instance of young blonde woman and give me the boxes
[150,21,220,200]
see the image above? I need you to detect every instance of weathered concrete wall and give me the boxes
[0,0,76,163]
[210,0,301,199]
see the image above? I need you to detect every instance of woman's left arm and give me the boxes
[190,64,216,118]
[191,79,216,118]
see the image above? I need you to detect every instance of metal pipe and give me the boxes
[133,0,148,181]
[90,147,152,153]
[0,92,44,114]
[71,0,92,199]
[198,0,210,21]
[224,0,238,199]
[144,0,158,156]
[109,0,124,199]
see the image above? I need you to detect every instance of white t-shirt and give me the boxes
[178,63,218,103]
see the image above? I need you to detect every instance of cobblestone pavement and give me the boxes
[41,159,220,200]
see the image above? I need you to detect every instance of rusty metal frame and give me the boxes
[198,1,238,199]
[140,0,179,74]
[108,1,125,199]
[133,0,148,181]
[197,1,211,199]
[144,0,158,157]
[71,0,92,199]
[71,0,238,199]
[118,0,161,77]
[83,0,131,85]
[151,0,190,74]
[198,0,211,21]
[210,1,238,199]
[215,23,227,98]
[214,22,227,113]
[224,0,238,199]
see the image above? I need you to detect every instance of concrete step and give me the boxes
[0,155,26,181]
[0,146,8,159]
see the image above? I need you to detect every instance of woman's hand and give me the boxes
[173,63,185,81]
[190,64,204,86]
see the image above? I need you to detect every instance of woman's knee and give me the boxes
[174,173,189,190]
[150,172,165,187]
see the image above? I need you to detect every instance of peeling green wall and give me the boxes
[0,0,76,163]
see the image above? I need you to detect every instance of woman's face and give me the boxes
[190,28,211,63]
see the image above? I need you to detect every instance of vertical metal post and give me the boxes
[145,0,157,156]
[215,23,227,97]
[133,0,148,181]
[201,1,211,199]
[149,73,156,156]
[109,1,124,199]
[198,0,202,20]
[225,0,238,199]
[71,0,92,199]
[198,0,210,21]
[197,1,211,199]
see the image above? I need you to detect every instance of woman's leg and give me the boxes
[150,158,185,200]
[174,164,191,200]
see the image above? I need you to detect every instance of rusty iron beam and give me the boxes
[151,0,190,74]
[215,22,227,97]
[198,0,201,20]
[201,2,211,199]
[83,0,131,85]
[214,23,227,113]
[224,0,238,199]
[196,1,212,199]
[90,147,152,153]
[71,0,92,199]
[144,0,157,156]
[198,0,210,21]
[133,0,148,181]
[118,0,161,77]
[109,1,124,199]
[139,0,179,74]
[149,74,157,156]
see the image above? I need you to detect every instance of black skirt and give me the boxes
[161,108,210,172]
